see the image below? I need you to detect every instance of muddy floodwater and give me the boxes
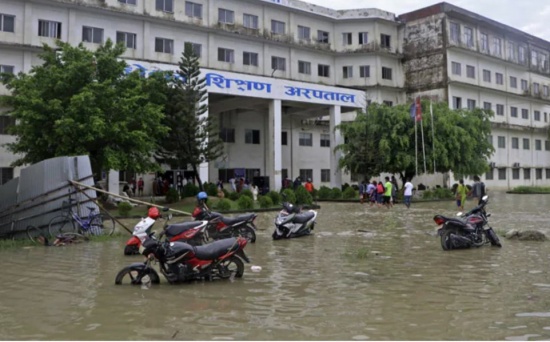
[2,192,550,340]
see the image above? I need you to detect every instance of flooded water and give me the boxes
[2,192,550,340]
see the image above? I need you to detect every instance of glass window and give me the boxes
[450,22,460,43]
[511,137,518,149]
[496,73,503,85]
[519,46,526,63]
[536,168,543,180]
[483,69,491,82]
[343,66,353,79]
[453,96,462,109]
[321,169,330,182]
[498,168,506,180]
[546,169,550,179]
[243,52,258,66]
[218,8,234,24]
[298,60,311,75]
[360,65,370,78]
[243,14,258,29]
[511,107,518,117]
[245,129,260,144]
[536,139,542,150]
[299,169,313,181]
[535,111,541,121]
[512,168,520,180]
[38,20,62,38]
[544,86,549,97]
[510,76,517,88]
[493,37,502,56]
[0,115,16,135]
[82,26,103,44]
[218,48,234,63]
[297,25,310,40]
[184,42,201,57]
[521,79,528,90]
[534,83,540,94]
[318,64,330,77]
[317,30,329,43]
[271,20,285,34]
[546,140,550,151]
[485,168,494,180]
[382,67,392,80]
[0,14,15,33]
[116,31,137,49]
[507,41,516,61]
[451,62,461,75]
[524,168,531,180]
[320,133,330,147]
[480,32,488,52]
[483,102,491,111]
[496,104,504,116]
[466,65,475,78]
[155,38,173,54]
[118,0,137,4]
[185,1,202,18]
[497,136,505,148]
[271,56,286,71]
[523,138,530,150]
[342,32,352,46]
[464,27,473,47]
[358,32,368,45]
[219,128,235,143]
[467,99,476,110]
[0,167,13,185]
[281,131,287,146]
[299,132,312,146]
[0,65,14,77]
[521,109,529,119]
[380,34,391,48]
[156,0,173,13]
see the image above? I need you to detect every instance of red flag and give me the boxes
[415,97,422,122]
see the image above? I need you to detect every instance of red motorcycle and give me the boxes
[192,205,257,243]
[115,232,250,285]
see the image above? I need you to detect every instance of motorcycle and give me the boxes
[124,208,208,255]
[115,231,250,285]
[192,205,257,243]
[272,197,317,240]
[434,195,502,250]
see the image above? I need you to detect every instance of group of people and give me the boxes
[226,177,260,200]
[455,176,486,210]
[281,177,314,194]
[122,177,144,197]
[359,176,414,209]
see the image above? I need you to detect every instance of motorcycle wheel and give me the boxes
[440,229,456,251]
[217,255,244,279]
[486,228,502,247]
[124,245,139,255]
[115,265,161,285]
[235,224,257,243]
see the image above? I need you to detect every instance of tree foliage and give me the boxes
[1,40,169,178]
[155,43,223,191]
[336,101,494,182]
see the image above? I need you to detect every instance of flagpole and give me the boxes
[421,119,427,174]
[430,100,436,173]
[415,114,418,176]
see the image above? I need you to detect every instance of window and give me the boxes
[496,73,503,85]
[512,137,519,149]
[382,67,392,80]
[245,129,260,144]
[321,169,330,182]
[467,99,476,110]
[300,169,313,181]
[218,8,234,24]
[510,76,517,88]
[358,32,368,45]
[521,109,529,119]
[497,136,505,148]
[464,27,473,47]
[155,38,173,54]
[82,26,103,44]
[299,132,312,146]
[0,168,13,185]
[523,138,530,150]
[451,62,461,75]
[298,25,310,40]
[281,131,288,146]
[524,168,531,180]
[483,102,491,111]
[453,96,462,109]
[219,128,235,143]
[298,60,311,75]
[485,168,494,180]
[360,65,370,78]
[521,79,528,90]
[119,0,137,3]
[156,0,173,13]
[466,65,475,78]
[496,104,504,116]
[512,168,520,180]
[544,86,549,97]
[0,14,15,33]
[536,139,542,150]
[532,50,539,67]
[272,56,286,71]
[450,22,460,43]
[342,32,352,46]
[38,20,61,38]
[116,31,137,49]
[547,169,550,179]
[493,37,502,56]
[0,65,14,77]
[498,168,506,180]
[243,52,258,66]
[536,168,543,180]
[511,107,518,118]
[0,115,16,135]
[546,140,550,151]
[508,41,516,61]
[241,14,258,29]
[271,20,285,34]
[380,34,391,48]
[218,48,234,63]
[318,64,330,77]
[185,42,201,57]
[534,83,540,95]
[185,1,202,18]
[317,30,329,44]
[343,66,353,79]
[320,133,330,147]
[535,110,541,121]
[519,46,526,63]
[480,32,488,52]
[546,113,549,123]
[483,69,491,82]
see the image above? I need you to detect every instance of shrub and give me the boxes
[434,187,453,199]
[182,183,199,198]
[204,182,218,197]
[281,188,296,204]
[329,187,342,199]
[117,202,133,217]
[295,186,313,205]
[165,188,180,203]
[317,186,331,200]
[267,190,281,205]
[240,189,253,199]
[342,186,357,199]
[258,195,273,208]
[222,189,230,198]
[215,198,232,211]
[229,191,240,201]
[512,186,550,194]
[422,190,434,200]
[237,195,254,210]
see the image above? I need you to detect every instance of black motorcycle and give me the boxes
[193,205,257,243]
[434,195,502,250]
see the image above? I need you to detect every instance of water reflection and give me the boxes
[1,192,550,340]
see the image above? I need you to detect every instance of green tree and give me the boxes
[336,101,494,183]
[155,43,223,191]
[1,40,168,178]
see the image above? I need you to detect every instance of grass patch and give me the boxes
[0,239,35,250]
[344,246,369,260]
[509,186,550,194]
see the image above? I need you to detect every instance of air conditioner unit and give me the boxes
[513,162,520,168]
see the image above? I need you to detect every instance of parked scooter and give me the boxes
[192,192,257,243]
[434,195,502,250]
[272,195,317,240]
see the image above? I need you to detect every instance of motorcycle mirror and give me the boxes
[482,195,488,201]
[167,213,173,220]
[456,212,463,216]
[161,207,170,212]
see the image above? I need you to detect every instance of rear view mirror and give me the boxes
[482,195,488,202]
[162,207,170,212]
[167,213,173,220]
[456,212,463,217]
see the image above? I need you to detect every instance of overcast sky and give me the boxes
[304,0,550,42]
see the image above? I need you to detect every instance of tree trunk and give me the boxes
[192,164,204,191]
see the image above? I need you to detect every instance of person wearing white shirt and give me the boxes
[403,179,414,209]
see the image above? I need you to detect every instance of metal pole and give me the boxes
[421,119,427,174]
[430,100,436,173]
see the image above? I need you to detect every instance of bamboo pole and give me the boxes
[69,180,192,216]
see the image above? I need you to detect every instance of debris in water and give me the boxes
[171,330,179,339]
[251,265,262,272]
[141,275,151,289]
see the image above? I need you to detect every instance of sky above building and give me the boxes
[304,0,550,42]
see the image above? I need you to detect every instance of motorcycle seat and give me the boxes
[194,237,239,260]
[293,211,315,223]
[165,221,204,237]
[440,216,476,232]
[221,213,256,225]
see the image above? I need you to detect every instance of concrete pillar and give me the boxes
[267,99,282,191]
[23,2,32,46]
[330,105,342,189]
[108,170,119,195]
[198,95,210,184]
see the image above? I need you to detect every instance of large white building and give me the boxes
[0,0,549,192]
